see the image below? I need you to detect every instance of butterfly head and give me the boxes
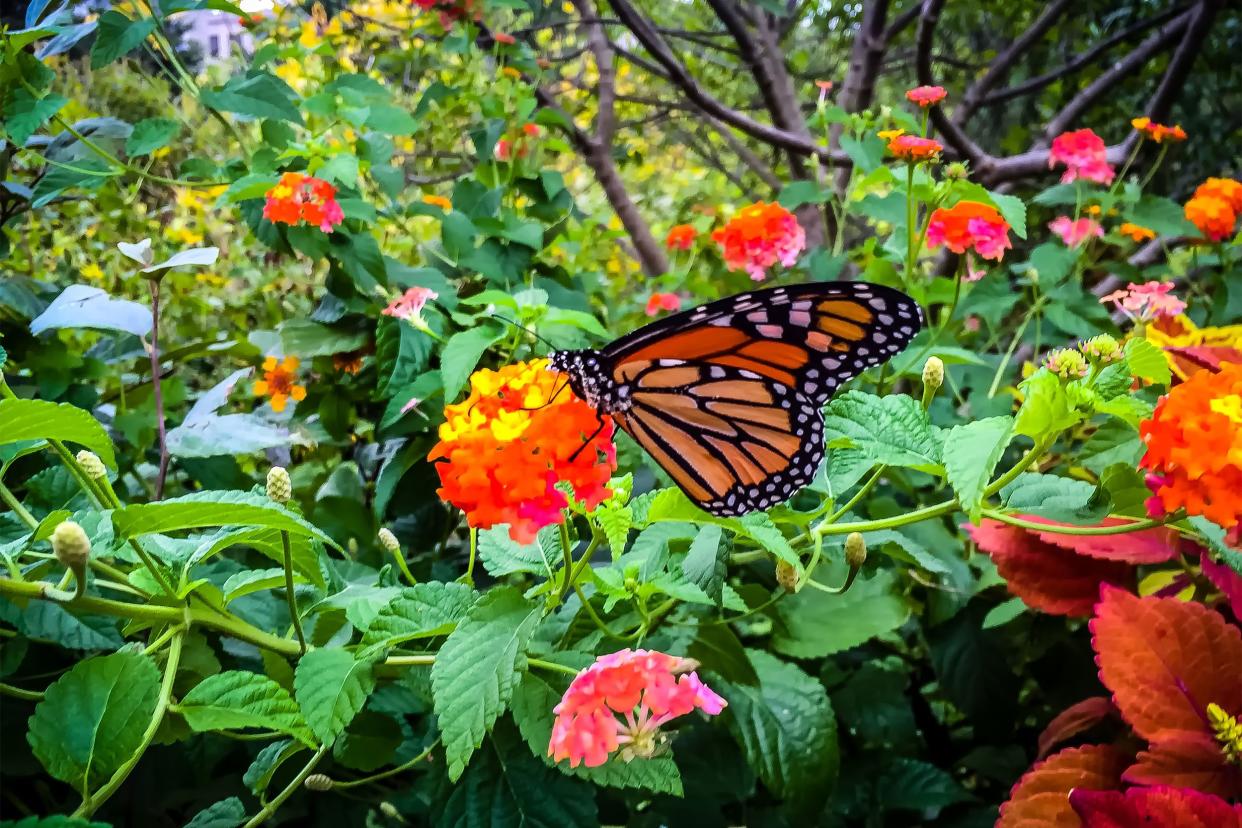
[547,349,623,412]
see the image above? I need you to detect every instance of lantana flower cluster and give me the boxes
[1131,116,1187,143]
[665,224,697,250]
[253,356,307,413]
[1184,177,1242,243]
[1049,215,1104,248]
[549,649,727,768]
[711,201,806,281]
[881,130,943,162]
[1140,362,1242,528]
[427,360,615,543]
[496,123,541,162]
[382,286,438,328]
[926,200,1012,265]
[1100,281,1186,322]
[262,172,345,233]
[1048,128,1115,185]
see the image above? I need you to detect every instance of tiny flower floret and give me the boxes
[1131,117,1187,143]
[712,201,806,281]
[664,224,697,251]
[263,172,345,233]
[549,649,726,768]
[1049,216,1104,248]
[645,292,681,316]
[1048,129,1115,185]
[253,356,307,413]
[1100,281,1186,322]
[383,286,438,326]
[1119,222,1156,242]
[1044,348,1088,379]
[906,85,947,107]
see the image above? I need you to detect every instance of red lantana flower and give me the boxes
[925,200,1012,262]
[1048,128,1115,185]
[664,224,697,250]
[493,31,515,44]
[905,85,947,107]
[549,649,726,768]
[1185,195,1237,243]
[711,201,806,281]
[263,172,345,233]
[645,292,681,316]
[428,360,615,543]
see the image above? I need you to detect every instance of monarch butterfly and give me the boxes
[548,281,922,516]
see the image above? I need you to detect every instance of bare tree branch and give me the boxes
[832,0,890,193]
[1141,0,1222,124]
[915,0,991,168]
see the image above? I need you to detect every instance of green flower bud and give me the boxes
[266,466,291,503]
[303,774,334,791]
[378,528,400,553]
[52,521,91,571]
[379,803,401,819]
[775,558,799,591]
[921,356,944,409]
[1080,334,1124,365]
[1045,347,1089,380]
[76,450,107,481]
[844,532,867,569]
[944,161,970,181]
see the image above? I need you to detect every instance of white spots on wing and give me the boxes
[747,310,769,324]
[869,297,888,311]
[878,314,894,325]
[757,324,783,338]
[710,316,733,326]
[710,366,727,379]
[790,310,812,327]
[873,332,887,344]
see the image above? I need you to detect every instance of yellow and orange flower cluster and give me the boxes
[1184,177,1242,243]
[880,130,942,162]
[428,360,616,543]
[1131,117,1187,143]
[254,356,307,413]
[263,172,344,233]
[1140,362,1242,528]
[711,201,806,281]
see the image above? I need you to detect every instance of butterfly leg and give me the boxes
[567,411,608,463]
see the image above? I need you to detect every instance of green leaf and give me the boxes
[182,797,247,828]
[361,582,477,650]
[1123,195,1197,237]
[773,570,909,658]
[477,525,559,578]
[942,416,1015,522]
[431,722,598,827]
[294,649,376,744]
[821,391,942,473]
[185,526,324,588]
[681,524,725,602]
[90,10,155,69]
[243,739,303,797]
[440,324,504,402]
[1000,472,1109,524]
[178,671,315,746]
[1013,370,1087,441]
[200,72,302,124]
[987,190,1027,240]
[31,159,118,208]
[722,650,838,816]
[332,711,401,771]
[221,568,308,604]
[27,651,160,793]
[124,117,179,157]
[1125,337,1171,386]
[30,284,152,338]
[875,758,974,811]
[15,603,123,651]
[510,665,684,794]
[642,488,800,571]
[430,586,542,781]
[840,134,884,173]
[112,490,338,549]
[0,398,115,468]
[4,88,67,145]
[777,180,829,209]
[278,319,368,358]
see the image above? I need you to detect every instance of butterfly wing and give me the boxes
[605,282,921,401]
[610,359,823,515]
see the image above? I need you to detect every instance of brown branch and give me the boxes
[915,0,991,168]
[704,114,785,191]
[833,0,891,192]
[954,0,1073,125]
[1141,0,1221,125]
[882,2,921,44]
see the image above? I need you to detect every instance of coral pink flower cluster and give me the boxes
[1048,129,1115,185]
[1049,216,1104,248]
[1100,281,1186,322]
[382,286,438,326]
[549,649,727,768]
[905,85,947,107]
[262,172,345,233]
[645,292,681,316]
[712,201,806,281]
[926,200,1012,265]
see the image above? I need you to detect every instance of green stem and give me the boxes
[0,481,38,529]
[986,294,1048,398]
[905,163,917,284]
[463,528,477,586]
[242,744,329,828]
[280,531,307,654]
[557,521,574,600]
[383,654,436,667]
[571,582,644,641]
[0,682,44,701]
[325,739,439,790]
[823,466,886,524]
[979,509,1167,535]
[74,632,184,818]
[528,657,581,677]
[1137,142,1170,191]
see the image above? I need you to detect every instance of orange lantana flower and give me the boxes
[1118,222,1156,242]
[711,201,806,281]
[263,172,344,233]
[333,352,364,375]
[1195,177,1242,212]
[885,132,943,162]
[925,200,1012,263]
[1131,117,1187,143]
[1185,195,1237,243]
[428,360,616,543]
[254,356,307,413]
[905,85,947,107]
[1140,362,1242,528]
[665,224,697,250]
[422,194,452,210]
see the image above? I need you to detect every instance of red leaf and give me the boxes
[1166,345,1242,382]
[997,744,1128,828]
[1124,732,1242,800]
[966,521,1132,616]
[1070,784,1242,827]
[1201,553,1242,619]
[1038,697,1118,759]
[1021,515,1181,564]
[1091,584,1242,742]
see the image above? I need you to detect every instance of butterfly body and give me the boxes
[549,282,922,516]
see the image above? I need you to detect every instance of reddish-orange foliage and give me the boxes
[1070,785,1242,827]
[1017,516,1181,564]
[1201,553,1242,618]
[997,744,1129,828]
[966,521,1132,616]
[1037,697,1117,759]
[1126,732,1242,798]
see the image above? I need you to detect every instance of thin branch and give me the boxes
[915,0,991,168]
[1141,0,1221,124]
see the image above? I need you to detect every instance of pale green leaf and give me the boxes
[360,582,477,650]
[1000,472,1109,524]
[221,568,307,604]
[1125,337,1171,386]
[477,525,559,578]
[942,416,1015,522]
[294,649,376,744]
[112,490,338,550]
[0,398,115,468]
[821,392,942,473]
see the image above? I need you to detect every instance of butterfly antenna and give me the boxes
[490,314,556,350]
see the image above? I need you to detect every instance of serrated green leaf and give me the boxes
[182,797,247,828]
[1189,516,1242,579]
[4,88,67,145]
[681,524,725,603]
[27,651,160,793]
[875,757,974,810]
[1013,369,1087,441]
[200,72,302,124]
[112,491,338,550]
[125,117,179,156]
[0,398,116,468]
[17,602,123,651]
[942,416,1015,522]
[642,488,800,571]
[431,587,541,781]
[1125,337,1171,386]
[773,570,909,658]
[1123,195,1197,237]
[221,568,307,604]
[477,525,559,578]
[594,499,633,559]
[242,739,302,797]
[90,10,155,69]
[294,649,376,744]
[361,582,477,650]
[722,650,838,816]
[509,665,684,794]
[332,710,401,771]
[821,391,942,473]
[184,526,325,588]
[178,671,314,746]
[1000,472,1109,524]
[440,325,504,402]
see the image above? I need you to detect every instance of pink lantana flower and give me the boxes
[1099,281,1186,322]
[645,293,682,316]
[1049,216,1104,248]
[1048,128,1115,185]
[905,85,947,107]
[382,286,438,327]
[548,649,727,768]
[711,201,807,281]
